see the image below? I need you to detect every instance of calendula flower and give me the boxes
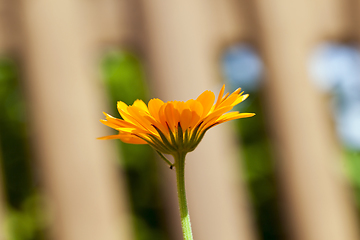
[99,84,254,240]
[99,84,254,155]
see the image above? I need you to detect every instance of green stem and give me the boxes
[174,152,194,240]
[156,150,174,168]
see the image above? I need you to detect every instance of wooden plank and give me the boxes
[18,1,132,240]
[96,0,137,47]
[139,1,257,240]
[0,0,9,52]
[253,1,360,239]
[210,0,253,45]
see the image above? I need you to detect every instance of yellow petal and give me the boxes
[118,108,147,131]
[196,90,215,117]
[143,115,169,137]
[117,101,135,123]
[118,127,139,133]
[133,99,149,113]
[117,101,128,112]
[97,134,122,140]
[148,98,164,122]
[127,105,156,134]
[232,94,249,106]
[100,119,121,129]
[217,112,248,122]
[102,112,140,129]
[217,88,242,109]
[174,101,187,115]
[201,105,233,129]
[215,84,226,108]
[102,112,122,125]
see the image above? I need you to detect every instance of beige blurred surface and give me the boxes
[95,0,144,49]
[0,0,12,52]
[18,1,132,240]
[139,1,257,240]
[254,1,360,240]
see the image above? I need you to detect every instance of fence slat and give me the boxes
[19,1,132,240]
[96,0,134,47]
[254,1,360,240]
[139,1,257,240]
[210,0,251,45]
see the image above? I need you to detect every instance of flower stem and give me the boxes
[174,152,194,240]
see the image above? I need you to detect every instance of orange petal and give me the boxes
[158,103,168,129]
[98,133,146,144]
[118,134,148,144]
[164,103,176,132]
[186,99,203,128]
[180,108,192,130]
[148,98,164,122]
[196,90,215,117]
[127,105,156,134]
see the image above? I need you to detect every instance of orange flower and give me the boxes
[99,85,254,155]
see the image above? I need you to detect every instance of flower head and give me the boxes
[99,85,254,155]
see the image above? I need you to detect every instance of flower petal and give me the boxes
[215,84,226,108]
[117,101,135,123]
[200,105,233,130]
[217,88,242,109]
[127,105,156,134]
[164,103,178,131]
[98,133,147,144]
[196,90,215,117]
[180,108,192,130]
[232,94,249,106]
[133,99,149,113]
[186,99,203,128]
[216,112,255,124]
[148,98,164,122]
[118,134,148,144]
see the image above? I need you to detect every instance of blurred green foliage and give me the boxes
[0,57,44,240]
[101,50,168,240]
[234,92,285,240]
[344,150,360,212]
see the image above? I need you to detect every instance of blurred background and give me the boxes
[0,1,360,240]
